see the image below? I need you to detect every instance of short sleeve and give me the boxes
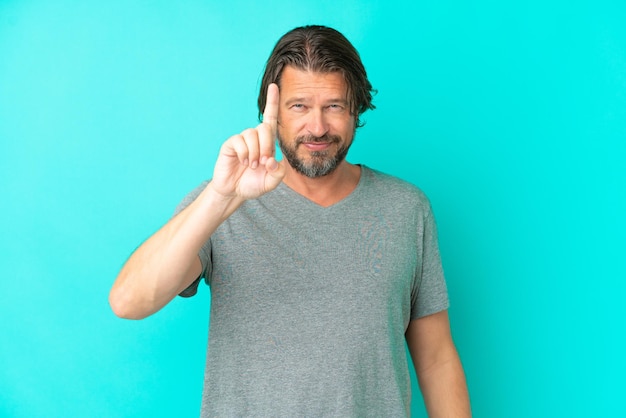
[411,202,449,319]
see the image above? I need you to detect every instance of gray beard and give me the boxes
[278,134,351,178]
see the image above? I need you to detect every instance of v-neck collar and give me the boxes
[275,165,368,210]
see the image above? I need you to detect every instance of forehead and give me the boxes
[279,66,348,101]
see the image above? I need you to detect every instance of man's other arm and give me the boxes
[406,310,471,417]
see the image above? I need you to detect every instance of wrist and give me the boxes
[199,182,245,220]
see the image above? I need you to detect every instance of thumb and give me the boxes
[264,158,286,190]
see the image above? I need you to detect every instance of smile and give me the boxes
[301,142,333,151]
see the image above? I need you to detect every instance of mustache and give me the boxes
[295,134,341,145]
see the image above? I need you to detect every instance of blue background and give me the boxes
[1,0,624,416]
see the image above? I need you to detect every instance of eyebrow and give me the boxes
[284,97,349,106]
[284,97,308,106]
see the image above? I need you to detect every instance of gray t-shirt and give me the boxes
[176,166,449,417]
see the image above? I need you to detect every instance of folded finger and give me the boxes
[241,128,260,168]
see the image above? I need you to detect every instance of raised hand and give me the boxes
[210,83,285,201]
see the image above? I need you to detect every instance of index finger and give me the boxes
[263,83,279,137]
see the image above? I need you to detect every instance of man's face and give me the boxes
[276,66,356,178]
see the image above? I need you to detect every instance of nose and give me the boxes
[305,108,329,137]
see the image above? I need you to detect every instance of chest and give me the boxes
[210,203,421,322]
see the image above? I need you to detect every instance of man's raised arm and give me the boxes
[109,84,284,319]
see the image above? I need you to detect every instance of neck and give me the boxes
[282,161,361,207]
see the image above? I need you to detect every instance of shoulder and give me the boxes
[174,180,210,215]
[360,166,433,215]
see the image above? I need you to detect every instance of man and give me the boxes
[110,25,471,417]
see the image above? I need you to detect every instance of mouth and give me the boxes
[296,134,341,152]
[301,142,333,151]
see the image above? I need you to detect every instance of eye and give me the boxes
[327,104,345,112]
[290,103,306,111]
